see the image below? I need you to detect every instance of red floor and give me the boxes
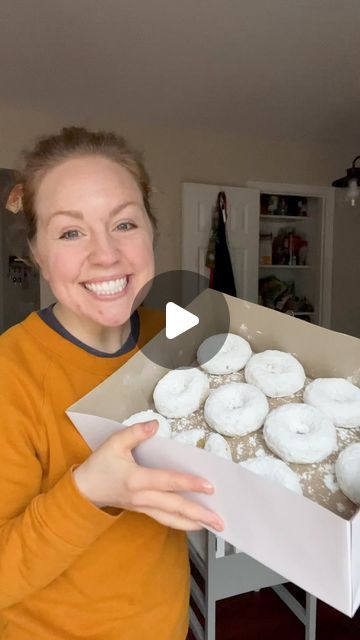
[187,585,360,640]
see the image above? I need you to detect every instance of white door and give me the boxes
[182,182,260,302]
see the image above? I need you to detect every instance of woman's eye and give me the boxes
[115,221,135,232]
[59,229,81,240]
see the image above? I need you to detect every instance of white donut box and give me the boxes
[67,289,360,617]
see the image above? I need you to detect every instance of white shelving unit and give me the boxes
[182,181,334,329]
[258,265,312,270]
[248,182,334,327]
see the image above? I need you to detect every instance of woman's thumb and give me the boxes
[118,419,159,453]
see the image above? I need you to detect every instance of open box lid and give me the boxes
[68,290,360,616]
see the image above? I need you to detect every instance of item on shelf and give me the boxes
[260,194,270,215]
[271,226,307,265]
[258,276,314,321]
[298,241,308,265]
[259,233,272,265]
[284,230,294,264]
[267,195,279,215]
[297,198,308,216]
[261,194,309,217]
[278,197,288,215]
[272,228,287,265]
[258,275,293,310]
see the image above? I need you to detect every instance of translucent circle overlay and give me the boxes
[132,270,231,369]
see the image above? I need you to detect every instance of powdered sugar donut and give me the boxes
[172,428,206,447]
[153,367,209,418]
[240,456,302,495]
[197,333,252,374]
[335,443,360,505]
[123,410,171,438]
[264,403,337,464]
[204,382,269,437]
[204,433,232,460]
[303,378,360,428]
[245,350,305,398]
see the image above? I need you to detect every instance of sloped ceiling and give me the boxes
[0,0,359,144]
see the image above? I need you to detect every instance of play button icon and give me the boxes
[131,269,230,368]
[165,302,199,339]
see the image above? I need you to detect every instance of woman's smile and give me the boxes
[82,275,129,297]
[32,155,155,343]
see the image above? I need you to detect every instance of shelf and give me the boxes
[260,215,310,221]
[260,307,315,317]
[259,264,311,269]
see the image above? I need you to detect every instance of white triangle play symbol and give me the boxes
[165,302,199,339]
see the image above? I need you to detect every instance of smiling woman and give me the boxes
[32,154,155,351]
[0,127,222,640]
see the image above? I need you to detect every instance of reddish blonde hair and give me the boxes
[20,126,157,241]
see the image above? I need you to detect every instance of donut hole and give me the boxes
[265,363,279,373]
[294,423,311,435]
[231,400,245,410]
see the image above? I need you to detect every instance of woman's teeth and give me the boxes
[84,277,127,295]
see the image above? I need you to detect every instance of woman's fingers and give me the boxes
[131,490,224,531]
[111,420,159,456]
[73,420,225,532]
[127,465,214,495]
[139,507,210,532]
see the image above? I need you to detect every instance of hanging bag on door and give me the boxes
[205,191,237,296]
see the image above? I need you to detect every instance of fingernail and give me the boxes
[212,519,224,532]
[196,519,224,532]
[201,481,214,493]
[143,420,157,434]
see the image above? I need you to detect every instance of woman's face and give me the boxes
[32,155,155,328]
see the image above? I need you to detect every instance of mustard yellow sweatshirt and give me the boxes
[0,309,189,640]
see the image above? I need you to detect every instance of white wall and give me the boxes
[0,105,358,333]
[331,192,360,337]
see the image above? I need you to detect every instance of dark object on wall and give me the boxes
[332,156,360,207]
[0,169,40,333]
[210,192,237,297]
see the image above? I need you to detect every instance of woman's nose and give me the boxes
[88,233,120,265]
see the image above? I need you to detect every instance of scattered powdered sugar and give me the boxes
[157,361,360,520]
[299,470,314,482]
[324,473,339,494]
[337,427,357,444]
[236,443,244,458]
[322,464,339,494]
[347,369,360,386]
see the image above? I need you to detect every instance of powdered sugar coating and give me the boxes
[172,428,205,447]
[240,456,303,495]
[264,403,337,464]
[204,382,269,437]
[123,409,171,438]
[245,350,305,398]
[197,333,252,374]
[153,367,209,418]
[304,378,360,428]
[204,433,232,460]
[335,443,360,505]
[162,364,359,518]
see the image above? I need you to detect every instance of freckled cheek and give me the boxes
[46,252,84,285]
[125,236,155,272]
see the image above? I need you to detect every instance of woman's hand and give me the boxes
[73,420,224,532]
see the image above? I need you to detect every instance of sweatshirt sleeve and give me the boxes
[0,390,120,610]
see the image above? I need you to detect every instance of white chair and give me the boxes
[188,531,317,640]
